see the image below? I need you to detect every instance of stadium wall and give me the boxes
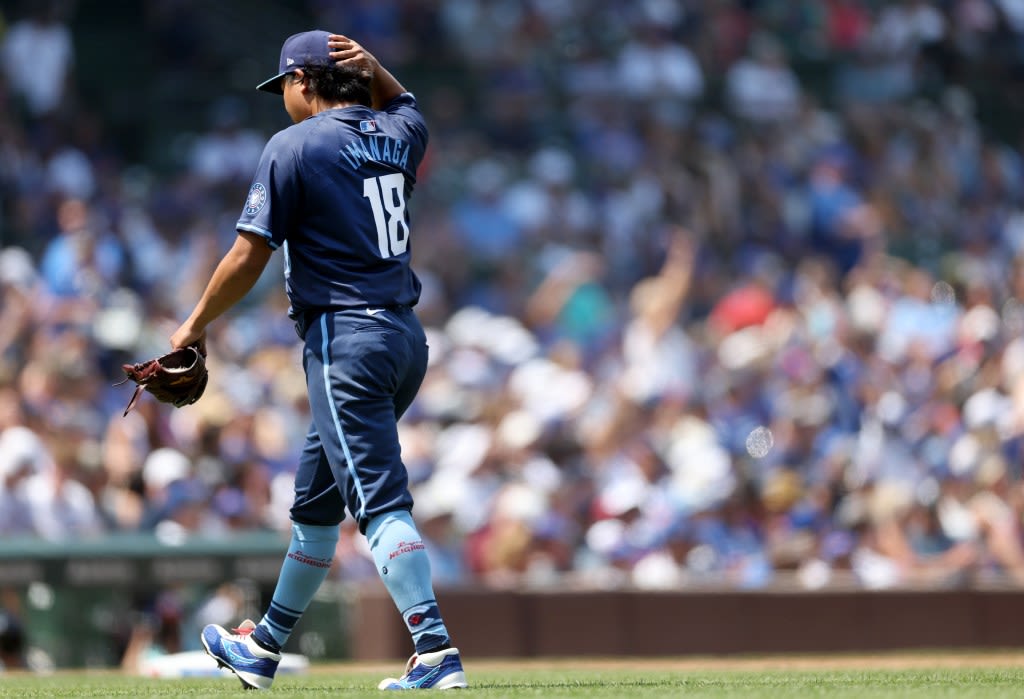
[6,537,1024,665]
[352,584,1024,659]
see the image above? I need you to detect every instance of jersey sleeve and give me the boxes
[236,131,302,250]
[382,92,428,153]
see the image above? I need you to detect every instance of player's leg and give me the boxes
[391,307,427,422]
[252,426,344,651]
[362,307,451,650]
[367,509,466,690]
[315,308,466,689]
[202,425,343,689]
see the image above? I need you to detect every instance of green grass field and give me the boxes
[2,656,1024,698]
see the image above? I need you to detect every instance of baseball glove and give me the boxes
[117,344,208,416]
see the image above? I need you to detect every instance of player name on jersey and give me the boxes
[339,135,411,170]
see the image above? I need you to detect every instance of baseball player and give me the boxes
[170,30,466,690]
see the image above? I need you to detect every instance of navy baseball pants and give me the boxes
[291,306,427,532]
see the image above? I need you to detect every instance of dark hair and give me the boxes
[301,63,372,107]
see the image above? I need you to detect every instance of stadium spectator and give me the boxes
[0,0,1024,600]
[724,33,803,123]
[0,1,73,117]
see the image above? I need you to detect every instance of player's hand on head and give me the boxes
[327,34,377,79]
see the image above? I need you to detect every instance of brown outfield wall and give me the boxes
[349,585,1024,659]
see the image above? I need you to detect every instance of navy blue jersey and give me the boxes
[237,93,428,319]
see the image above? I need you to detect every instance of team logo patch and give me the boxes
[404,603,436,629]
[359,119,377,133]
[245,182,267,215]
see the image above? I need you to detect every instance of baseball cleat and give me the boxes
[201,619,281,690]
[378,647,467,690]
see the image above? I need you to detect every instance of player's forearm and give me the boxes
[186,262,259,330]
[370,65,407,109]
[185,235,271,332]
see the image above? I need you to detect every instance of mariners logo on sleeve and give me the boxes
[245,182,267,215]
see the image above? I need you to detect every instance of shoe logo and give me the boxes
[366,308,386,316]
[385,654,462,689]
[223,643,262,668]
[409,664,445,688]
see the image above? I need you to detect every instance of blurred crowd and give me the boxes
[2,0,1024,596]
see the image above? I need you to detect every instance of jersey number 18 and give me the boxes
[363,173,409,258]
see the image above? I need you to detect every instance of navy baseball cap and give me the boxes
[257,29,332,94]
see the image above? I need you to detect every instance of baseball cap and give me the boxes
[257,29,332,94]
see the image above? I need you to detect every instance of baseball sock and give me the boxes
[366,509,451,654]
[252,522,339,652]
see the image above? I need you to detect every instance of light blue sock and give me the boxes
[366,509,451,654]
[253,522,338,651]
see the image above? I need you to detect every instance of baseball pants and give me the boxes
[290,306,427,532]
